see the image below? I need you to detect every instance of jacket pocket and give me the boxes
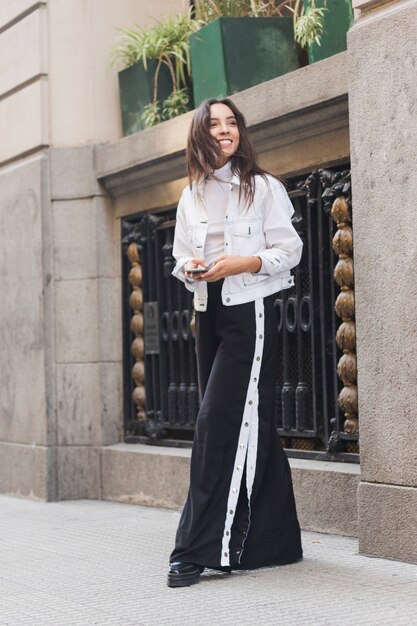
[187,225,206,253]
[233,219,262,256]
[243,272,269,287]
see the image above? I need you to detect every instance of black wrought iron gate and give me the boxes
[122,166,358,461]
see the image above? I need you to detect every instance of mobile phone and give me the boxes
[186,266,209,274]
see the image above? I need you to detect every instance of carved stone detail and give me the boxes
[330,193,359,435]
[127,242,146,422]
[336,320,356,352]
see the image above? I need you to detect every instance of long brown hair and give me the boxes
[186,98,268,207]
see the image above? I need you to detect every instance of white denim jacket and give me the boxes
[172,172,303,312]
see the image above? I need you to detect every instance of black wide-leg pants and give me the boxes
[170,280,302,569]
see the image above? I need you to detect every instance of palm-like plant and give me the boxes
[193,0,327,48]
[275,1,327,47]
[111,11,201,124]
[194,0,256,21]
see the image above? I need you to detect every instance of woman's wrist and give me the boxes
[246,256,262,274]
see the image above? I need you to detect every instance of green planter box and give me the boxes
[306,0,353,63]
[118,60,173,136]
[190,17,300,106]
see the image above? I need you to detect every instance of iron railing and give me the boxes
[121,166,358,461]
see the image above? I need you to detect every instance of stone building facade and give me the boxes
[0,0,416,563]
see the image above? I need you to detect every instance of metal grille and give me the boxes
[121,166,358,460]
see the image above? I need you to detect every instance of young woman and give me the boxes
[168,98,303,588]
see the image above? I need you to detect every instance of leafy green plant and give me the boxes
[142,88,191,128]
[292,2,326,47]
[111,11,201,118]
[193,0,327,48]
[141,102,163,128]
[275,1,327,47]
[162,88,190,120]
[194,0,256,21]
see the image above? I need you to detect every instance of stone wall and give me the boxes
[348,0,417,561]
[0,155,54,499]
[0,0,187,499]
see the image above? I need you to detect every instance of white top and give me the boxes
[203,161,232,265]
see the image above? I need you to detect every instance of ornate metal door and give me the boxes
[122,166,358,461]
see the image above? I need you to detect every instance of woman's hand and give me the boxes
[184,258,209,279]
[202,255,262,282]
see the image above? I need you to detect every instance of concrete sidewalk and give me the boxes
[0,495,416,626]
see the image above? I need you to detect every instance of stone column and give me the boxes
[50,146,123,500]
[0,2,54,500]
[348,0,417,562]
[352,0,398,18]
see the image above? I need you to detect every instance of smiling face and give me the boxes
[209,102,240,166]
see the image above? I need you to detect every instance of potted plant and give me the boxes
[303,0,353,63]
[111,12,201,134]
[190,0,329,106]
[256,1,353,64]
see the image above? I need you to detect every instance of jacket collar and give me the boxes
[194,172,241,195]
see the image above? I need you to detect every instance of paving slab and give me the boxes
[0,495,417,626]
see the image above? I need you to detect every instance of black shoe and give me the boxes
[167,561,204,588]
[207,565,232,573]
